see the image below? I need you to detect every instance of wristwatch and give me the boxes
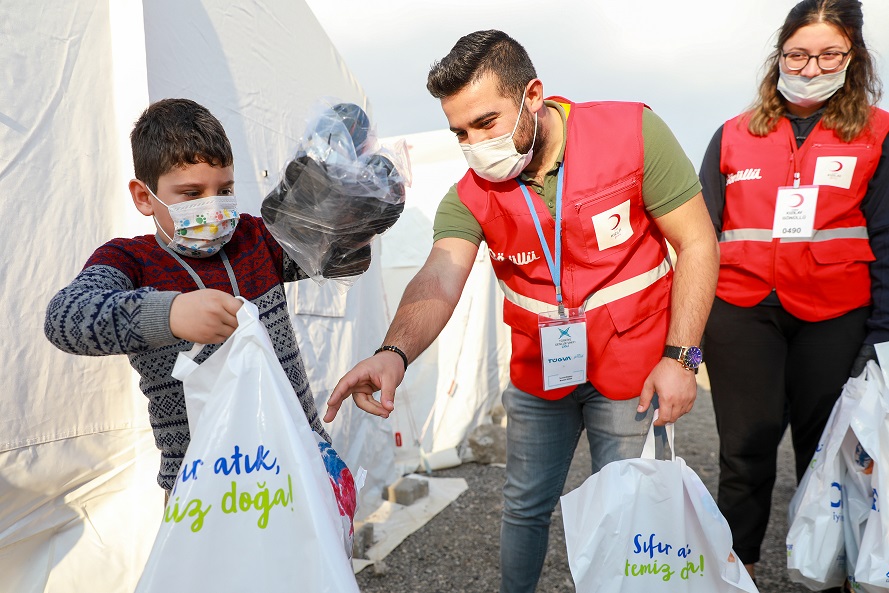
[663,345,703,374]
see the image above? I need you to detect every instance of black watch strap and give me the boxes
[663,345,684,361]
[663,345,702,374]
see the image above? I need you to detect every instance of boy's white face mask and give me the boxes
[149,187,240,258]
[460,87,538,183]
[777,58,851,108]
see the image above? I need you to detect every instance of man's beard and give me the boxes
[513,106,538,155]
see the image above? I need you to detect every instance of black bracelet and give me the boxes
[374,345,408,371]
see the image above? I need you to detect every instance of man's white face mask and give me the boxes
[459,86,538,183]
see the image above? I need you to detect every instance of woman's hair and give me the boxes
[748,0,882,141]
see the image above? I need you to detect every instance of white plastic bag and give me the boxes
[841,362,879,591]
[786,369,867,590]
[261,98,411,289]
[840,432,875,589]
[560,419,757,593]
[135,299,360,593]
[850,361,889,593]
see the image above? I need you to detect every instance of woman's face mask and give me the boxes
[776,21,852,110]
[777,61,850,108]
[149,187,240,258]
[459,87,538,183]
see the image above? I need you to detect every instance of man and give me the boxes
[325,30,719,592]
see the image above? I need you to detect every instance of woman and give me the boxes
[699,0,889,587]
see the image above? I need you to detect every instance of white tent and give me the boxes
[380,130,510,473]
[0,1,507,591]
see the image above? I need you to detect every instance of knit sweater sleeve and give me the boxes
[44,242,180,356]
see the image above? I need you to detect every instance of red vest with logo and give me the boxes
[457,99,672,400]
[718,108,889,321]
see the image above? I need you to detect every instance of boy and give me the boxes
[44,98,335,495]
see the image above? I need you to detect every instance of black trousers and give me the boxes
[703,297,869,565]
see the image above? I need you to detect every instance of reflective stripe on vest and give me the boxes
[720,226,868,243]
[498,256,672,315]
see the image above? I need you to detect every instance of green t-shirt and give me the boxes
[432,101,702,246]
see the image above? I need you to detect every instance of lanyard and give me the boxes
[786,121,803,188]
[518,166,566,317]
[155,235,241,297]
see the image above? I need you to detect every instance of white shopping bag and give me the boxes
[560,418,757,593]
[786,369,867,590]
[135,299,360,593]
[841,433,875,589]
[841,362,879,591]
[850,361,889,593]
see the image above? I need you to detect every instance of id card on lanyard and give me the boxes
[538,308,587,390]
[519,167,587,391]
[773,138,819,239]
[772,185,818,238]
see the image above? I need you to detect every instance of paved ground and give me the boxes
[356,381,811,593]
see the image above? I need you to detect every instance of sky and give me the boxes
[305,0,889,170]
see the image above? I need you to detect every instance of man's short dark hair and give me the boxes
[130,98,233,192]
[427,30,537,101]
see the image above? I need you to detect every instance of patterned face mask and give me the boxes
[149,187,240,258]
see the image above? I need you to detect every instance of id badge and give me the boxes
[772,185,818,238]
[538,308,587,390]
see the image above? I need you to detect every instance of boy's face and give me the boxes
[130,162,235,240]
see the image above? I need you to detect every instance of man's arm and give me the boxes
[324,237,479,421]
[638,193,719,424]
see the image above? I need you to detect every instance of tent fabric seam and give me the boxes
[1,423,140,453]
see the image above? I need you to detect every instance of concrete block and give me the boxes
[351,522,374,559]
[490,402,507,426]
[467,423,507,465]
[382,476,429,506]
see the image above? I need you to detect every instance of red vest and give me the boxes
[718,109,889,321]
[457,99,672,400]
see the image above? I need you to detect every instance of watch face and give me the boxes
[684,346,703,368]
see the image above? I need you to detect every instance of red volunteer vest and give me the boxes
[458,99,672,400]
[718,108,889,321]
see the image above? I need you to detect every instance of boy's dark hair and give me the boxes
[427,30,536,102]
[130,98,233,191]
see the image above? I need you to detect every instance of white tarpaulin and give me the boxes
[1,3,512,591]
[1,1,396,591]
[380,130,511,473]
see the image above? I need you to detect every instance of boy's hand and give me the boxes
[170,289,242,344]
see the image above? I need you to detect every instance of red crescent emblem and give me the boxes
[791,194,805,207]
[609,214,621,230]
[831,160,843,172]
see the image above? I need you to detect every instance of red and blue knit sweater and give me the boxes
[44,214,330,490]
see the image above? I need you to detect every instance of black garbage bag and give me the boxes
[261,101,409,283]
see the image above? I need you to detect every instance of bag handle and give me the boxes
[171,296,254,381]
[641,409,675,461]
